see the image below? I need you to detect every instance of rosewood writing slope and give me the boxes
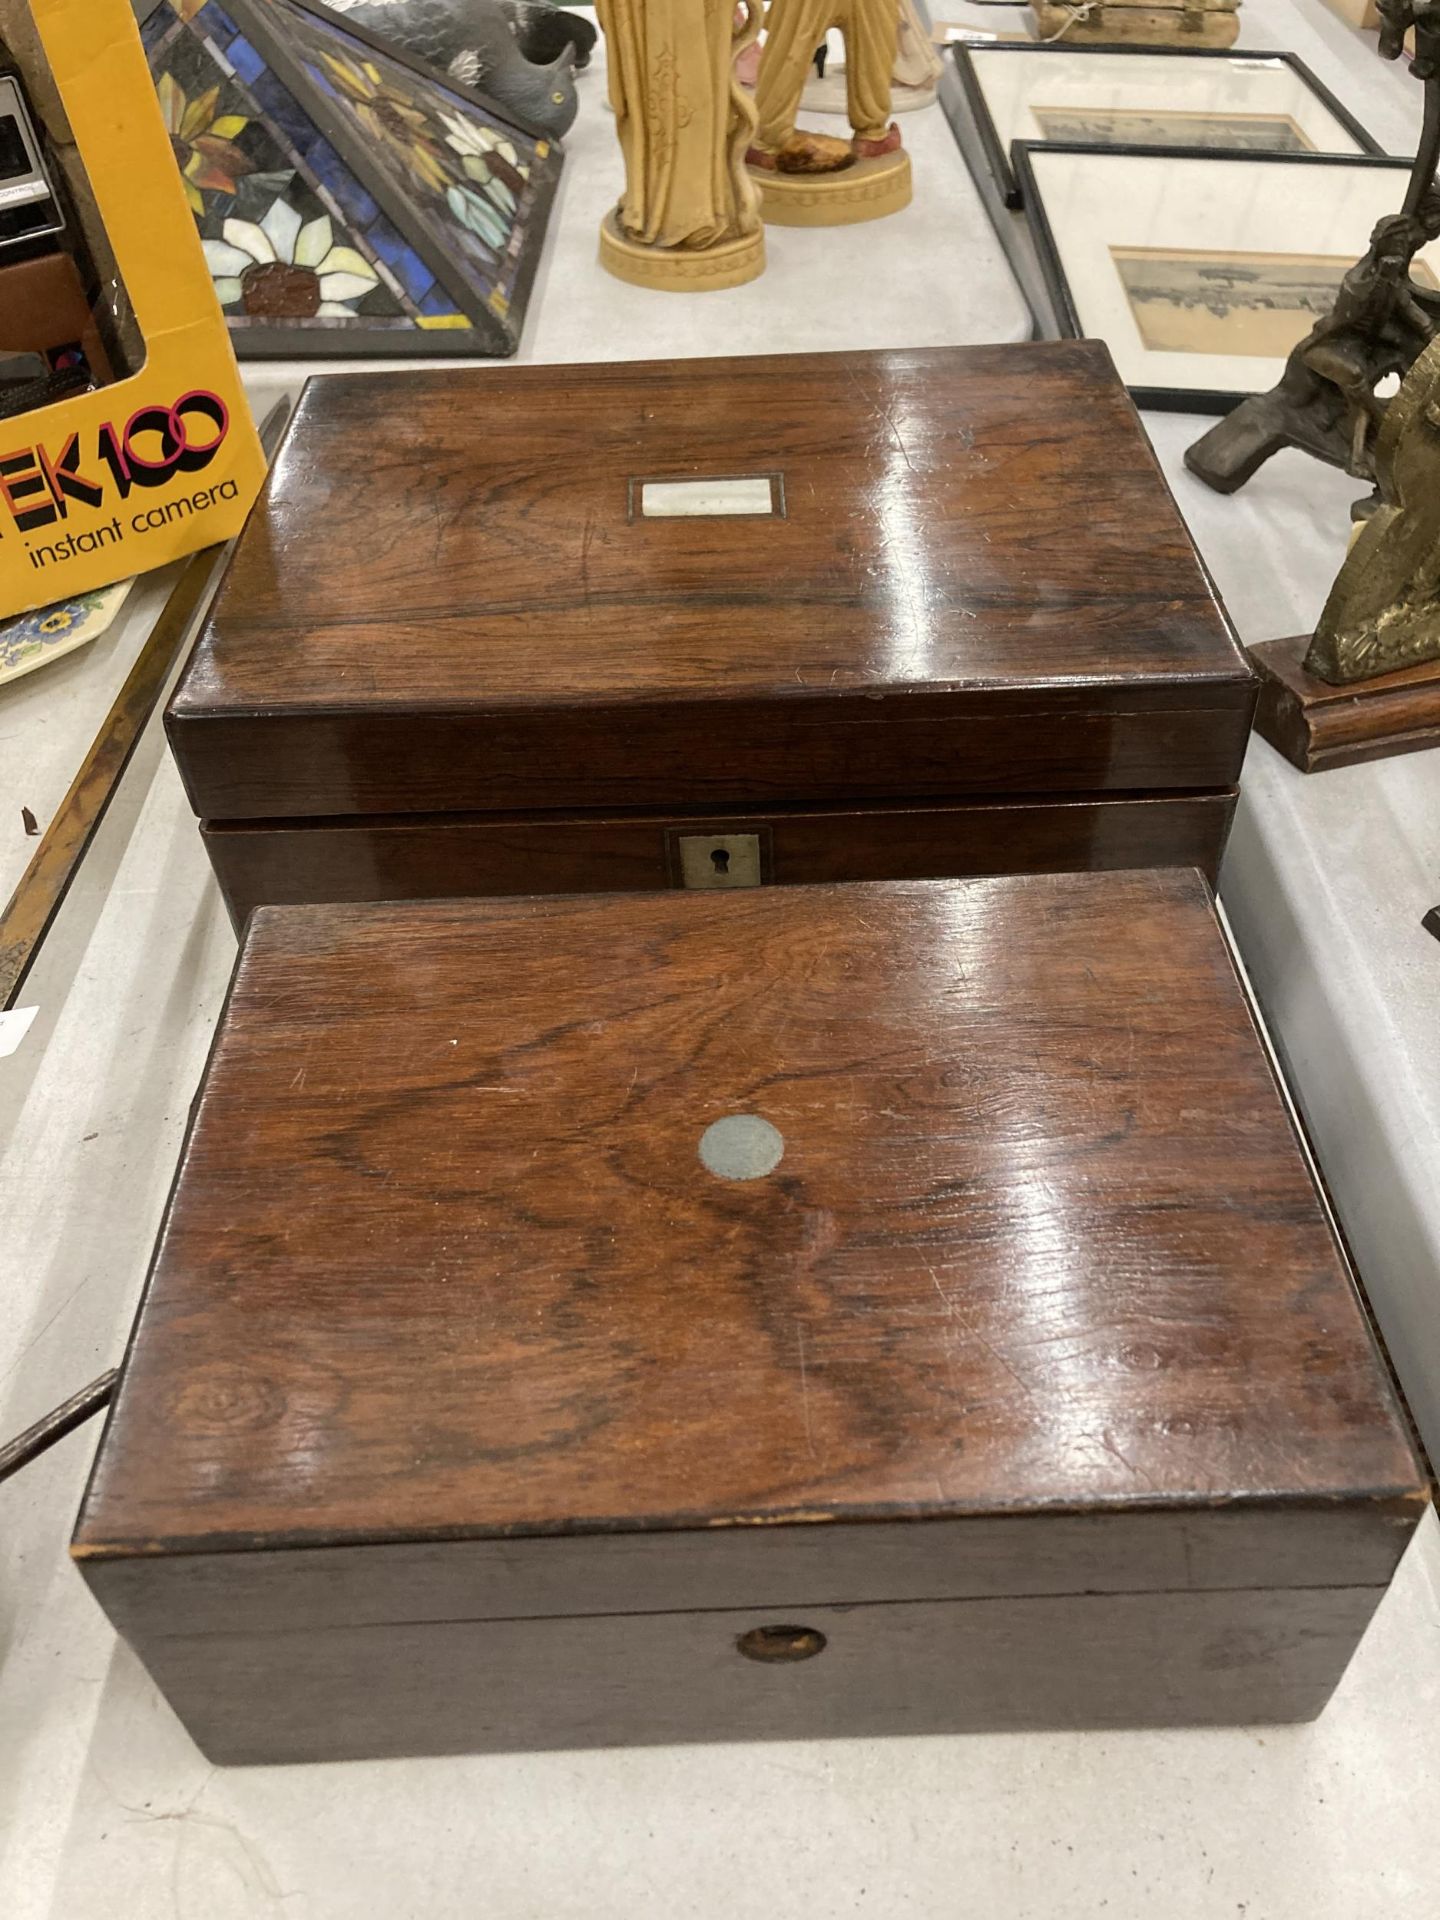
[73,872,1425,1764]
[165,343,1255,917]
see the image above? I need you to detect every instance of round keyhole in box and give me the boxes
[736,1624,827,1664]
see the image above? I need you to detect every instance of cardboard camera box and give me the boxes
[0,0,264,620]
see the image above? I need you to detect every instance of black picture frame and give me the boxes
[936,50,1058,340]
[1014,145,1420,415]
[137,0,562,360]
[950,42,1382,210]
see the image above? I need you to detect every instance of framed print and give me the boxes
[1015,148,1433,413]
[137,0,562,358]
[952,44,1379,207]
[936,41,1058,339]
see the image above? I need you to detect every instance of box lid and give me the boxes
[166,345,1254,822]
[75,873,1424,1633]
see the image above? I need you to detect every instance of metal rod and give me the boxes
[1404,75,1440,218]
[1,545,222,1008]
[0,399,294,1489]
[0,1369,116,1486]
[0,397,292,1011]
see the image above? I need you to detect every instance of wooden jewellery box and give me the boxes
[73,871,1425,1765]
[165,344,1256,922]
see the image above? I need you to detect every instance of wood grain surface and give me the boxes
[200,789,1238,923]
[75,872,1422,1565]
[1250,633,1440,772]
[166,344,1254,820]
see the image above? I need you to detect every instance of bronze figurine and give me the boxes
[1242,333,1440,770]
[1304,335,1440,683]
[1187,1,1440,499]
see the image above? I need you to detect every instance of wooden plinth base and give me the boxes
[1249,634,1440,773]
[1029,2,1239,45]
[749,148,912,226]
[597,213,765,292]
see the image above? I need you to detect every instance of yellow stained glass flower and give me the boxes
[156,72,254,215]
[318,52,450,196]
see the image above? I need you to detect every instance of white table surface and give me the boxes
[0,571,179,909]
[3,6,1439,1916]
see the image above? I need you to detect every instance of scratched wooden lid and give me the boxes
[166,344,1254,821]
[76,871,1422,1619]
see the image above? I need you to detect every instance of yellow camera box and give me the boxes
[0,0,265,619]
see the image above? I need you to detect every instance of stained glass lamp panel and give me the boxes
[139,0,562,357]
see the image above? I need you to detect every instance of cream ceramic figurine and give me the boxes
[596,0,766,289]
[800,0,942,116]
[747,0,911,224]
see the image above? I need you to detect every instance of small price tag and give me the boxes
[0,1005,39,1058]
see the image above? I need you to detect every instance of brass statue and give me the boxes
[1304,336,1440,683]
[746,0,912,224]
[596,0,765,289]
[1379,0,1440,76]
[1187,0,1440,497]
[1187,197,1440,495]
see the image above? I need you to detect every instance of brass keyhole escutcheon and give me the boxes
[670,831,765,889]
[736,1624,827,1664]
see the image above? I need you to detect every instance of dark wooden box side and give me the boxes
[83,1585,1396,1764]
[198,790,1239,923]
[166,695,1255,822]
[77,1500,1421,1644]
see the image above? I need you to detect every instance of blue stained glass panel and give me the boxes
[226,36,267,84]
[366,227,436,304]
[302,134,381,229]
[203,3,244,40]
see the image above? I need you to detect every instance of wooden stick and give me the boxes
[0,400,292,1488]
[0,398,291,1010]
[0,1369,116,1485]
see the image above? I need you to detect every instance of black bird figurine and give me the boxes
[504,0,596,71]
[329,0,592,138]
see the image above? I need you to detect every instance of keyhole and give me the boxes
[711,847,730,875]
[737,1624,827,1663]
